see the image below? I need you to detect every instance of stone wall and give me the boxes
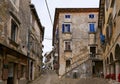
[58,12,98,76]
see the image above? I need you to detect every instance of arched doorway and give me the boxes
[110,53,114,63]
[115,44,120,60]
[110,53,115,80]
[115,44,120,81]
[106,57,110,75]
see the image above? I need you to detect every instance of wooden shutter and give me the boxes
[89,24,95,32]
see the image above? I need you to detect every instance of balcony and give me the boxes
[89,53,102,61]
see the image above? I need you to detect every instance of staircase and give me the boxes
[52,78,109,84]
[62,50,90,78]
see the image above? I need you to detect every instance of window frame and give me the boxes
[66,59,71,67]
[62,23,71,33]
[64,41,72,51]
[89,23,95,32]
[11,19,18,42]
[90,47,96,57]
[65,15,71,19]
[89,14,94,19]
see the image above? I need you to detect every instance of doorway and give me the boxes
[7,63,14,84]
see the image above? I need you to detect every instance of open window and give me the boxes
[11,19,18,42]
[64,41,71,51]
[62,23,71,33]
[66,59,71,67]
[90,47,96,57]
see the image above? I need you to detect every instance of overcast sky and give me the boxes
[31,0,100,55]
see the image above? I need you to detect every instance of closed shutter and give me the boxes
[89,24,95,32]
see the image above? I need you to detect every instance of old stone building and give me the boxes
[44,50,54,70]
[29,4,44,80]
[0,0,44,84]
[53,8,103,78]
[99,0,120,82]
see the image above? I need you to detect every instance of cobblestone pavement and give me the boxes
[28,70,120,84]
[28,70,59,84]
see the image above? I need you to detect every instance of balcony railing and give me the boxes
[89,53,102,60]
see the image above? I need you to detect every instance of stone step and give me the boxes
[52,78,109,84]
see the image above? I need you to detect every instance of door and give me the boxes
[7,63,14,84]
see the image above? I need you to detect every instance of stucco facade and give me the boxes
[99,0,120,82]
[53,8,101,78]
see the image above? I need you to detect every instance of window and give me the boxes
[106,16,113,44]
[90,47,96,57]
[89,23,95,32]
[11,20,18,42]
[66,59,71,67]
[65,15,71,18]
[89,14,94,18]
[62,24,71,33]
[64,41,71,50]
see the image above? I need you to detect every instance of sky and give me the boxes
[31,0,100,55]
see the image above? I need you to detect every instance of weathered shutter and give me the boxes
[90,24,95,32]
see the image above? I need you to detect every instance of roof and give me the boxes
[52,8,99,45]
[30,4,44,33]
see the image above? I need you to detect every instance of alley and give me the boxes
[28,70,120,84]
[28,70,59,84]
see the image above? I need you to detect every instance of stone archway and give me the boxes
[107,57,109,64]
[115,44,120,60]
[115,44,120,81]
[106,57,110,75]
[110,53,114,63]
[110,53,115,80]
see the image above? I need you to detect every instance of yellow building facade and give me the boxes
[99,0,120,81]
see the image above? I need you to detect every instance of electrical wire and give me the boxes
[45,0,53,25]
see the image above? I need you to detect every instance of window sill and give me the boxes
[64,50,72,52]
[88,32,96,34]
[62,32,72,34]
[9,38,19,47]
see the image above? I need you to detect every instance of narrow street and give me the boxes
[28,70,120,84]
[28,70,59,84]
